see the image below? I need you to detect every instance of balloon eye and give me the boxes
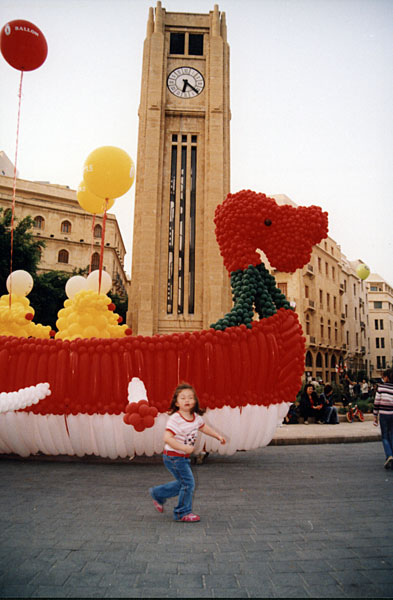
[264,219,272,226]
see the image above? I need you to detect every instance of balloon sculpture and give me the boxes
[0,190,329,459]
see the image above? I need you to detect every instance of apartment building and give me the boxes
[367,274,393,378]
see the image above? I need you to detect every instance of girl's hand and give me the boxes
[218,435,226,444]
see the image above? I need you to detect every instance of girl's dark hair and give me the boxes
[169,383,205,415]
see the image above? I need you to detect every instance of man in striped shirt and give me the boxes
[373,369,393,469]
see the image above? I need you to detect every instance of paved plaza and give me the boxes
[0,440,392,598]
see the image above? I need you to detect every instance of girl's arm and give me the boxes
[164,430,194,454]
[200,423,226,444]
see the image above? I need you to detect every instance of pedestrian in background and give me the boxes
[373,369,393,469]
[149,383,226,522]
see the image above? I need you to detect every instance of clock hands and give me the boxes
[182,79,200,95]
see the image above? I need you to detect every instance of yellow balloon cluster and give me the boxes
[0,294,51,338]
[55,289,129,340]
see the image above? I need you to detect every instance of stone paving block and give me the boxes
[340,582,391,598]
[271,584,311,597]
[304,583,348,597]
[0,584,38,598]
[134,572,171,588]
[168,573,204,589]
[31,586,77,598]
[176,589,214,598]
[213,589,249,598]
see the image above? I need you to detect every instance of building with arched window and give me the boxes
[0,174,129,298]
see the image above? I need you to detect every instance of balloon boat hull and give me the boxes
[0,308,305,458]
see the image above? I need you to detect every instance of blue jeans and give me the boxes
[324,406,339,424]
[150,455,195,520]
[379,414,393,459]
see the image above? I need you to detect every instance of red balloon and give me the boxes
[139,404,150,417]
[129,413,142,427]
[143,415,155,428]
[1,20,48,71]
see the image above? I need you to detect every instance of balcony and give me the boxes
[339,283,345,294]
[361,346,366,354]
[342,343,347,350]
[304,298,315,311]
[340,312,346,321]
[305,264,315,277]
[305,335,316,346]
[360,320,366,329]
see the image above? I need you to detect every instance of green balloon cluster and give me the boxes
[211,263,292,330]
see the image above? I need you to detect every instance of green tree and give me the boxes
[0,208,45,294]
[29,270,69,329]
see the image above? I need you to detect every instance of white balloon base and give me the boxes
[0,403,290,459]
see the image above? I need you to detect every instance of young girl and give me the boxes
[149,383,226,522]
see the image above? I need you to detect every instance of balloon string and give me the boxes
[9,70,24,308]
[88,214,96,275]
[98,200,108,293]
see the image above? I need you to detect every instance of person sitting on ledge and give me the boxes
[299,384,324,424]
[320,384,339,424]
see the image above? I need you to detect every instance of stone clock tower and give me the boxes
[129,2,231,335]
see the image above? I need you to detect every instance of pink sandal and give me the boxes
[149,488,163,513]
[176,513,200,522]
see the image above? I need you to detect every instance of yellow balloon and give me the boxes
[356,264,370,281]
[83,146,135,199]
[77,182,115,214]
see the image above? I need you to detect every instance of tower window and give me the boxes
[172,134,178,142]
[189,34,203,56]
[170,33,185,55]
[181,135,187,143]
[94,224,102,238]
[191,135,197,144]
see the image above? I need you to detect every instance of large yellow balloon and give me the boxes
[77,182,115,214]
[83,146,135,199]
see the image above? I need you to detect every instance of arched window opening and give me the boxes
[331,355,337,368]
[58,249,69,264]
[305,351,313,368]
[316,352,323,368]
[91,252,100,271]
[33,215,44,230]
[94,224,102,238]
[61,220,71,233]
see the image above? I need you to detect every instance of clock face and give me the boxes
[167,67,205,98]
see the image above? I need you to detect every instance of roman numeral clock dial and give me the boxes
[167,67,205,98]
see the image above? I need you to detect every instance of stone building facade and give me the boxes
[0,174,128,297]
[128,2,231,335]
[367,274,393,378]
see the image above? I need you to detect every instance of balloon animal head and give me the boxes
[214,190,329,273]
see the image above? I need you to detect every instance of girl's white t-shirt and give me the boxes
[164,412,205,456]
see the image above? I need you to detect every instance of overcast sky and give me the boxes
[1,0,392,284]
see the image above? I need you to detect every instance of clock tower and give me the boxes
[129,2,231,335]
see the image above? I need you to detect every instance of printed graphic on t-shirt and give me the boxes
[184,431,198,446]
